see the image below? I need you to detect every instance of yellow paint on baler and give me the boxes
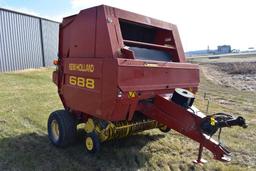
[84,118,95,133]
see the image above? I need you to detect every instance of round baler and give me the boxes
[48,5,247,163]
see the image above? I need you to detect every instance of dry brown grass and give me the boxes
[0,68,255,171]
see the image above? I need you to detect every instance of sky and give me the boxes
[0,0,255,51]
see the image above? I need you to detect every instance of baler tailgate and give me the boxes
[138,94,231,162]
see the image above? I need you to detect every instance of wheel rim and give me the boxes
[85,137,94,151]
[51,119,60,142]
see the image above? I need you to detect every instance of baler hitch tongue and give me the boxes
[194,110,247,164]
[218,116,248,128]
[201,114,248,136]
[197,114,247,163]
[139,88,247,164]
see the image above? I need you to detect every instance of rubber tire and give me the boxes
[84,132,100,154]
[48,110,77,147]
[159,126,171,133]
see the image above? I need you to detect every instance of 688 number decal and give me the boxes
[69,76,95,89]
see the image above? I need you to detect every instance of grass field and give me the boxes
[0,68,255,171]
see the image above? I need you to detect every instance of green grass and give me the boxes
[0,68,255,171]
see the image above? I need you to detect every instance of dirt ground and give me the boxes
[201,62,256,91]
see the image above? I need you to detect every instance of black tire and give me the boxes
[159,125,171,133]
[47,110,77,147]
[84,131,100,153]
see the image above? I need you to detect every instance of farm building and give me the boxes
[217,45,231,54]
[0,8,59,72]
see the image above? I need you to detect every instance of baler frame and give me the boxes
[48,5,247,163]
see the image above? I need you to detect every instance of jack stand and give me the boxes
[193,143,207,164]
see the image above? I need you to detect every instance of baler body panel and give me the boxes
[56,5,199,121]
[117,58,199,92]
[61,58,103,117]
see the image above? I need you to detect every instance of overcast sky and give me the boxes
[0,0,255,51]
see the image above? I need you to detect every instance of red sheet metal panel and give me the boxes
[69,8,97,58]
[61,58,103,117]
[117,58,199,92]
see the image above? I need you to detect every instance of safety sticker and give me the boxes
[128,91,136,98]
